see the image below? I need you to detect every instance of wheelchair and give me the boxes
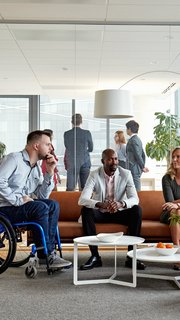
[0,214,62,278]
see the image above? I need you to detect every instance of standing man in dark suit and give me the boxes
[126,120,149,191]
[64,113,93,191]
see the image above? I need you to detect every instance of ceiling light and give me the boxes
[164,35,174,40]
[150,61,158,65]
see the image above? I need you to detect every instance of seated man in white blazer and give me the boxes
[78,148,146,270]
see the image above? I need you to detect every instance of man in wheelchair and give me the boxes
[0,130,72,269]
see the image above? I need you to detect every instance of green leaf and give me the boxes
[145,111,180,163]
[169,213,180,225]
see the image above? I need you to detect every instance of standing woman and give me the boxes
[160,146,180,270]
[114,130,127,169]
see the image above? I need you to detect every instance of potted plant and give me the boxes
[146,111,180,166]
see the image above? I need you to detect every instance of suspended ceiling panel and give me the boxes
[0,1,180,98]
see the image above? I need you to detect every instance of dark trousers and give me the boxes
[66,165,90,191]
[81,205,142,256]
[0,199,60,255]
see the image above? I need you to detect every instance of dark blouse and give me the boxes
[162,174,180,202]
[160,174,180,224]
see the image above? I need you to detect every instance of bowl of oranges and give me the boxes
[155,242,178,256]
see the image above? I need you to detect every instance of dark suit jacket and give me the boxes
[126,135,145,176]
[64,127,93,169]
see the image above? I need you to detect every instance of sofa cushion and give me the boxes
[141,220,170,238]
[50,191,81,221]
[58,221,128,241]
[138,191,164,220]
[58,221,83,239]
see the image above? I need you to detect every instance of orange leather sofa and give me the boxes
[49,190,171,243]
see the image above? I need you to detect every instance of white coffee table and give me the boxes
[73,235,144,287]
[128,247,180,289]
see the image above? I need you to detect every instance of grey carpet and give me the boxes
[0,251,179,320]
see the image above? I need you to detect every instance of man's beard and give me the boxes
[38,153,47,160]
[109,164,117,172]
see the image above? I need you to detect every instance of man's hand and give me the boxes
[107,200,123,213]
[45,154,57,176]
[95,201,109,210]
[143,167,149,173]
[95,200,123,213]
[22,195,34,203]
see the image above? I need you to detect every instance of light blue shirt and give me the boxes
[0,149,54,207]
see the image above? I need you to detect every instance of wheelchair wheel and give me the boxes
[10,250,31,267]
[10,228,31,267]
[0,215,16,274]
[25,265,37,279]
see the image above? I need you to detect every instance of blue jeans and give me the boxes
[0,199,60,255]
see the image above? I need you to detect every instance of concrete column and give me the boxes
[29,95,40,132]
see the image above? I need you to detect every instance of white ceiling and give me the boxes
[1,0,180,99]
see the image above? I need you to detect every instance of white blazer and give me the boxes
[78,166,139,209]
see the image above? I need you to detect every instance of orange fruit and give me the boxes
[156,242,166,248]
[165,244,174,248]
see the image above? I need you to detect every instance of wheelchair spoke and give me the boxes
[0,215,16,274]
[10,230,31,267]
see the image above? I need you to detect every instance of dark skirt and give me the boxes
[160,210,170,225]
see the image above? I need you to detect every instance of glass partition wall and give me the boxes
[0,97,29,153]
[0,92,177,191]
[39,91,176,191]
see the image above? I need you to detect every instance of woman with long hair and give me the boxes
[114,130,127,169]
[160,146,180,270]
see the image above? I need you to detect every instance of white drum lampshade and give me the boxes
[94,89,133,118]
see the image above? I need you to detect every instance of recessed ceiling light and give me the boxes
[164,35,174,40]
[150,61,158,65]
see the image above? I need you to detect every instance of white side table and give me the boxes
[73,235,144,287]
[128,247,180,289]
